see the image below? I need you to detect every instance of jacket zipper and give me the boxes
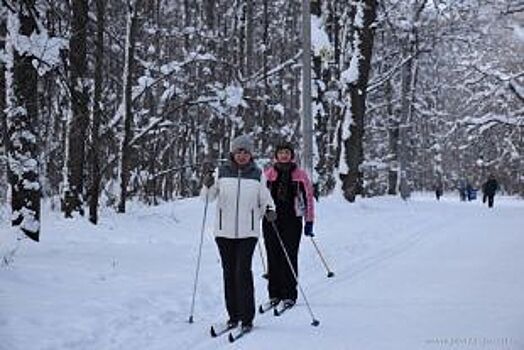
[235,168,241,238]
[251,209,254,231]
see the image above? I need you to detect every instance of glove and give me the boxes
[202,173,215,188]
[265,209,277,222]
[304,222,314,237]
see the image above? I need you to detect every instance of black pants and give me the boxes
[215,237,257,325]
[487,195,495,208]
[262,216,302,301]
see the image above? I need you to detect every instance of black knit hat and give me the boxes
[274,141,295,159]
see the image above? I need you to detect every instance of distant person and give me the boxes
[466,182,476,201]
[201,134,276,332]
[399,172,411,200]
[458,179,467,201]
[434,179,443,200]
[482,174,499,208]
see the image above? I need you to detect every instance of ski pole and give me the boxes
[188,192,209,323]
[269,219,320,327]
[309,237,335,278]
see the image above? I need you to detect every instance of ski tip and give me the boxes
[210,326,217,337]
[327,272,335,278]
[258,305,265,314]
[311,319,320,327]
[188,316,194,324]
[228,333,235,343]
[273,308,279,316]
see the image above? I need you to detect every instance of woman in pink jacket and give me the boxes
[262,141,315,309]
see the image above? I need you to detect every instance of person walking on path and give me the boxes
[201,135,276,332]
[434,178,443,200]
[482,174,499,208]
[458,178,467,201]
[262,141,315,309]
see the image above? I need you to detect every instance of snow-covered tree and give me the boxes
[63,0,89,218]
[87,0,105,224]
[1,7,7,204]
[117,0,142,213]
[4,0,41,241]
[338,0,377,202]
[2,0,522,218]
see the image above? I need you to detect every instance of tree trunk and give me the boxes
[311,0,323,184]
[5,4,40,241]
[204,0,214,32]
[260,0,270,152]
[341,0,377,202]
[183,0,191,52]
[398,58,413,197]
[397,1,426,198]
[117,0,141,213]
[385,78,398,195]
[245,0,254,76]
[0,13,7,203]
[88,0,105,224]
[242,0,255,133]
[312,0,339,196]
[63,0,89,217]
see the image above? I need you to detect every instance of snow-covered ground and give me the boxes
[1,193,523,350]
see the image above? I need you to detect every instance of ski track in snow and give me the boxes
[1,194,523,350]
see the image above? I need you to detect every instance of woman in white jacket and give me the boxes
[201,135,275,332]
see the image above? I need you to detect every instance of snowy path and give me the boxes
[1,194,523,350]
[324,200,524,350]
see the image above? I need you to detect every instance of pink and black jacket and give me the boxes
[264,164,315,223]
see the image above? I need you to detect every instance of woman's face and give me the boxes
[276,149,293,163]
[233,149,252,165]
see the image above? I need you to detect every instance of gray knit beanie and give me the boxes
[230,135,254,154]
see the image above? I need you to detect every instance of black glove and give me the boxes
[265,209,277,222]
[203,173,215,188]
[304,221,314,237]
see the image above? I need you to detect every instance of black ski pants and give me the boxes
[487,194,495,208]
[262,216,302,302]
[215,237,258,325]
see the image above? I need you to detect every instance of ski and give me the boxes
[273,301,294,316]
[228,326,252,343]
[258,300,279,314]
[210,322,236,338]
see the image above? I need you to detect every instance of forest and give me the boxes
[1,0,523,240]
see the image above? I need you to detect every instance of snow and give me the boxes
[311,15,333,59]
[340,55,360,86]
[270,103,285,116]
[223,85,244,109]
[19,208,39,234]
[160,85,176,102]
[0,49,6,64]
[340,100,354,141]
[205,84,247,116]
[7,155,38,177]
[7,11,67,77]
[1,193,523,350]
[513,24,524,42]
[137,76,155,90]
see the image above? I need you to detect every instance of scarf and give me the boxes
[273,162,297,203]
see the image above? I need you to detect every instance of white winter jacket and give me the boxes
[201,160,275,239]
